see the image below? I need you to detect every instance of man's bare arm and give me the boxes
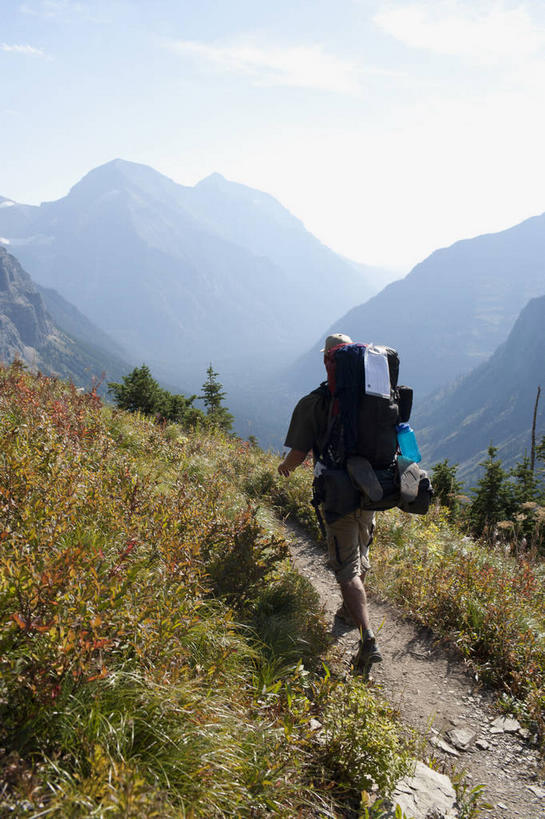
[278,448,307,476]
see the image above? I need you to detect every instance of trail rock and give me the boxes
[432,737,460,756]
[490,716,522,734]
[447,727,476,750]
[387,761,458,818]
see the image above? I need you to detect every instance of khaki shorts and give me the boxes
[325,507,375,583]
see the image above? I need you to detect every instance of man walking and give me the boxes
[278,333,383,677]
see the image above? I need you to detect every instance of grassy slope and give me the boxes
[0,363,413,817]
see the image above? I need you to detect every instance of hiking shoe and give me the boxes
[351,630,383,678]
[335,602,356,627]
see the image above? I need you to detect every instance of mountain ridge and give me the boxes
[416,293,545,484]
[0,246,131,391]
[290,208,545,401]
[0,159,379,398]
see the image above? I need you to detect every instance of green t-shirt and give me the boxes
[284,385,330,455]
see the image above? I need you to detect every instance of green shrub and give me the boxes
[318,677,414,800]
[251,568,329,665]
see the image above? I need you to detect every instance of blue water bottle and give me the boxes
[396,423,421,463]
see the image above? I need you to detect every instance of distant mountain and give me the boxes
[0,159,374,393]
[182,173,390,299]
[416,295,545,484]
[291,214,545,399]
[36,283,128,360]
[0,247,130,390]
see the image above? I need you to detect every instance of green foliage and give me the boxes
[318,678,414,799]
[108,363,162,414]
[371,506,545,740]
[452,771,493,819]
[251,569,329,665]
[468,446,514,542]
[201,506,288,609]
[108,363,204,428]
[456,444,545,554]
[536,433,545,476]
[199,363,234,432]
[0,363,411,816]
[243,461,323,540]
[431,458,462,516]
[509,455,540,506]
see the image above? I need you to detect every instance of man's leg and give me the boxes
[326,509,382,675]
[342,509,374,628]
[339,574,371,631]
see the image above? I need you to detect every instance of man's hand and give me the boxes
[278,449,307,476]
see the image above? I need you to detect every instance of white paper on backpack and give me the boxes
[364,345,390,399]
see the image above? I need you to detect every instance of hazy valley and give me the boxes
[1,159,545,479]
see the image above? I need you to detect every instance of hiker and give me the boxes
[278,333,383,677]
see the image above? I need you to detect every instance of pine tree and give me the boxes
[506,453,545,549]
[431,459,461,516]
[199,364,234,433]
[509,455,540,507]
[468,445,513,542]
[536,435,545,500]
[108,365,161,415]
[108,365,205,428]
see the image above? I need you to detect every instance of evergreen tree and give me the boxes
[163,392,203,427]
[468,445,513,542]
[199,364,234,432]
[507,453,544,548]
[108,365,161,415]
[431,459,461,515]
[536,435,545,501]
[509,455,540,507]
[108,365,205,428]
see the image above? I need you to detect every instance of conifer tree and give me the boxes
[199,364,234,432]
[108,364,161,415]
[431,459,461,515]
[509,455,540,507]
[468,445,513,542]
[507,454,543,546]
[108,365,205,427]
[536,435,545,500]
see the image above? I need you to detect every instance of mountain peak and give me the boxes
[66,159,185,205]
[199,172,226,183]
[195,172,231,191]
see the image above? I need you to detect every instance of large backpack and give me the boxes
[313,342,431,522]
[322,342,403,469]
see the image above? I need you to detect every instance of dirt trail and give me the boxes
[284,522,545,819]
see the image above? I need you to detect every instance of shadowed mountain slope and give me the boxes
[416,295,545,484]
[291,214,545,399]
[0,247,130,390]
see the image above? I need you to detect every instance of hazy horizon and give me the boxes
[4,1,545,270]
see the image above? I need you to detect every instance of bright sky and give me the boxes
[3,0,545,270]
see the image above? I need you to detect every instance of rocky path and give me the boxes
[284,523,545,819]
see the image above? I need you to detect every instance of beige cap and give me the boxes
[321,333,353,353]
